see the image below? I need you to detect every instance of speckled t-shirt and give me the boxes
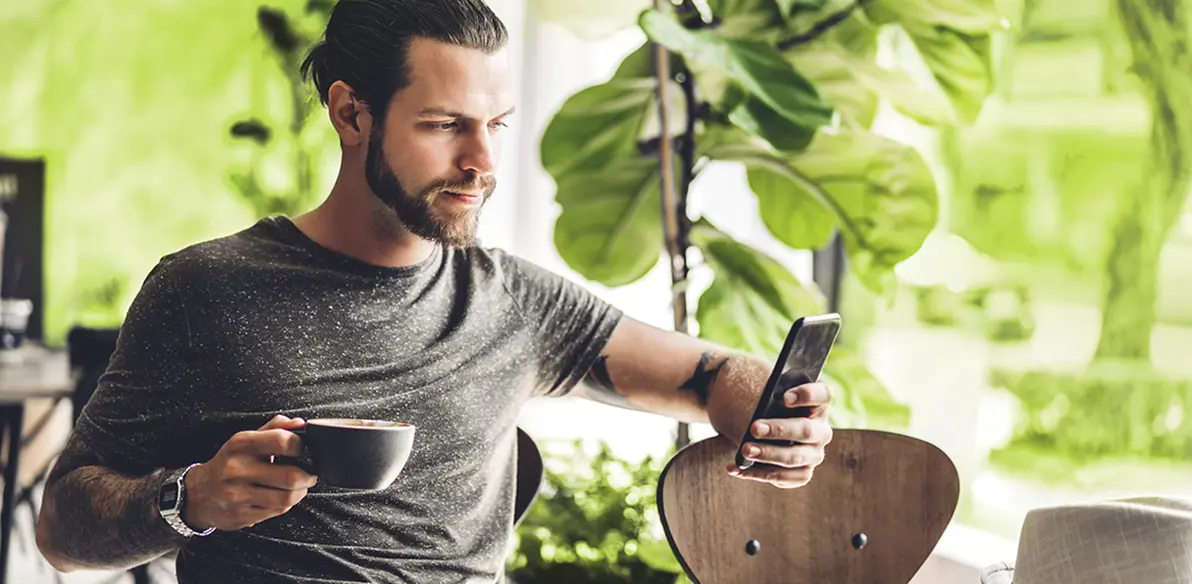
[73,216,623,583]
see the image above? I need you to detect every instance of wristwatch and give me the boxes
[157,463,216,538]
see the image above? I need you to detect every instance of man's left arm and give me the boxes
[575,316,833,489]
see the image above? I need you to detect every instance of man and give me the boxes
[35,0,834,582]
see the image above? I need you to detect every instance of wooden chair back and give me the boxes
[658,429,960,584]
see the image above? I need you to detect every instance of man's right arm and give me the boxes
[37,415,317,573]
[35,435,185,572]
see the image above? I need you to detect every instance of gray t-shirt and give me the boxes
[73,216,623,583]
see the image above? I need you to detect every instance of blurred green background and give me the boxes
[0,0,339,345]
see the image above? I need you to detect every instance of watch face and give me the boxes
[159,483,180,511]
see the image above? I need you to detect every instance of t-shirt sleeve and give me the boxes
[498,252,623,398]
[72,255,202,474]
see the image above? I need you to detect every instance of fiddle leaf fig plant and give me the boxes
[540,0,1003,428]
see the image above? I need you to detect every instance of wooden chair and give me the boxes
[513,427,543,527]
[657,429,960,584]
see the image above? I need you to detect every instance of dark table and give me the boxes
[0,346,72,584]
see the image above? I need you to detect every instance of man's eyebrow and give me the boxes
[418,106,517,119]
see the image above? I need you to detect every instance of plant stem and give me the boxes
[1095,0,1192,362]
[776,2,862,51]
[654,0,695,448]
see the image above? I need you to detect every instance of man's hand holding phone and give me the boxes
[720,313,840,489]
[725,381,833,489]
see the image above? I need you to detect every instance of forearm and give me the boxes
[577,319,771,434]
[37,465,184,572]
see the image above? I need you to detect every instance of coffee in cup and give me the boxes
[282,418,416,491]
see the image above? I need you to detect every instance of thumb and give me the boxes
[257,414,307,431]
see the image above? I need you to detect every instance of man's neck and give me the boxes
[291,193,438,269]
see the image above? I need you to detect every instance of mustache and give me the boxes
[423,175,497,197]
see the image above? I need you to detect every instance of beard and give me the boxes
[364,128,495,248]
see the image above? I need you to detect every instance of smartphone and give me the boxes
[734,313,841,470]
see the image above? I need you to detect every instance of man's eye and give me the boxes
[433,122,458,131]
[490,120,509,131]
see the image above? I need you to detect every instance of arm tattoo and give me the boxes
[39,435,186,570]
[680,351,730,404]
[585,355,616,392]
[581,355,643,410]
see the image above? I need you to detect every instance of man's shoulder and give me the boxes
[146,217,288,288]
[458,245,555,286]
[462,245,605,306]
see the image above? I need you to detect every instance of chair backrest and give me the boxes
[66,326,121,423]
[513,427,543,527]
[657,429,960,584]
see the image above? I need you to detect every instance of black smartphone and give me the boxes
[734,313,841,470]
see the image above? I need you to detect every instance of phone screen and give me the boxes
[735,314,840,470]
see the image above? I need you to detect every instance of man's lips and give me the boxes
[443,191,483,203]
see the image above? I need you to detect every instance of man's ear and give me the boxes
[327,80,373,147]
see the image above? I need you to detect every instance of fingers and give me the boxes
[196,468,313,530]
[257,414,307,431]
[725,461,814,489]
[234,459,317,491]
[738,442,825,469]
[782,382,831,408]
[752,417,833,445]
[228,427,306,458]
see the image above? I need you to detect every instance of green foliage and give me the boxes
[552,157,664,287]
[507,440,690,584]
[991,362,1192,461]
[227,3,332,218]
[541,0,1003,426]
[0,0,344,344]
[862,0,1001,123]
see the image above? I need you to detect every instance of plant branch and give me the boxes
[777,1,863,51]
[651,1,689,338]
[678,70,697,257]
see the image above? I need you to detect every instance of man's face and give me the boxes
[365,38,514,248]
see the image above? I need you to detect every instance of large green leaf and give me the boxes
[553,156,663,287]
[639,9,833,134]
[684,0,789,108]
[796,130,938,296]
[746,165,837,248]
[796,47,954,126]
[706,0,785,40]
[690,220,826,356]
[728,96,818,152]
[539,79,657,180]
[787,49,878,127]
[775,0,831,17]
[864,0,1003,34]
[900,23,992,123]
[702,125,938,298]
[611,40,688,80]
[606,43,688,143]
[862,0,1001,123]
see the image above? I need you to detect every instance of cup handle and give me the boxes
[273,427,316,475]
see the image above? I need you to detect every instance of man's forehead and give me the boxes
[398,37,514,116]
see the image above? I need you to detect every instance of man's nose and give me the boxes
[459,131,496,175]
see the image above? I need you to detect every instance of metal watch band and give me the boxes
[160,463,216,538]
